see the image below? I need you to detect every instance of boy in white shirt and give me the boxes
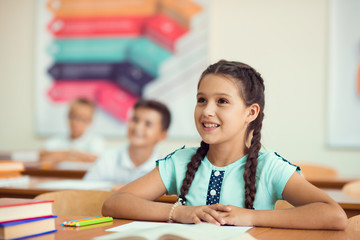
[40,98,106,166]
[84,99,171,184]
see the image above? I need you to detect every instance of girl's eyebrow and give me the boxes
[197,92,232,97]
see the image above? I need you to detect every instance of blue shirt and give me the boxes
[157,147,300,210]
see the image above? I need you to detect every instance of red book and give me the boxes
[0,198,54,223]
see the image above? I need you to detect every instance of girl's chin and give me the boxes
[200,136,217,145]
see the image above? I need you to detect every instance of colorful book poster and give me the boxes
[327,0,360,147]
[35,0,209,138]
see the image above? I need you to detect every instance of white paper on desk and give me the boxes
[94,221,254,240]
[0,175,30,187]
[56,161,93,170]
[106,221,180,232]
[36,180,115,191]
[11,151,39,162]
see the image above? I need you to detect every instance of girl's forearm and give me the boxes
[252,202,347,230]
[102,192,173,221]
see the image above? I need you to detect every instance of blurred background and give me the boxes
[0,0,359,176]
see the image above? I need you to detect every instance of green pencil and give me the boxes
[73,217,113,227]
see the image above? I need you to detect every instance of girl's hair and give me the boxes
[179,60,265,209]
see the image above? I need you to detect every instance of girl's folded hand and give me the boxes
[174,203,231,225]
[219,205,255,226]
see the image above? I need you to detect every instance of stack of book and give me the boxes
[0,198,57,239]
[0,161,29,187]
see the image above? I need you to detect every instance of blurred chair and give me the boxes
[155,194,177,204]
[34,190,112,216]
[346,214,360,239]
[112,184,176,203]
[297,164,338,181]
[275,200,294,209]
[342,180,360,200]
[35,189,178,216]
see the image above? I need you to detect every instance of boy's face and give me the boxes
[127,107,167,148]
[68,104,94,139]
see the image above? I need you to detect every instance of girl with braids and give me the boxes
[103,60,347,230]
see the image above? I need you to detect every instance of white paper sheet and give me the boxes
[56,161,93,170]
[0,175,30,187]
[36,179,115,191]
[93,221,254,240]
[106,222,185,232]
[11,151,39,162]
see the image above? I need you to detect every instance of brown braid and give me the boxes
[243,111,264,209]
[179,141,209,203]
[179,60,265,208]
[239,65,265,209]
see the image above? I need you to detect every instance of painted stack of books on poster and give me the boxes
[0,198,56,239]
[36,0,209,138]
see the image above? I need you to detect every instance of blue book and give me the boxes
[0,215,57,240]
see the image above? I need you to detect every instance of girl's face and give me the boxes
[195,74,252,146]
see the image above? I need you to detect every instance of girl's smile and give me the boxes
[202,121,220,131]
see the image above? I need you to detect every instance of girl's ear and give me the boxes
[246,103,260,124]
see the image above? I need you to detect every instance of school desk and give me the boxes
[310,176,359,189]
[23,161,86,178]
[23,168,86,178]
[0,175,359,219]
[0,176,74,198]
[26,169,358,190]
[0,157,86,178]
[23,215,356,240]
[0,175,178,205]
[23,163,358,189]
[23,166,357,188]
[324,189,360,218]
[2,154,358,188]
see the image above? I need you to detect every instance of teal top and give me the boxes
[156,147,300,210]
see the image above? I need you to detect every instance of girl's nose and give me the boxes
[203,102,216,116]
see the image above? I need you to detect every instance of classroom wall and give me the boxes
[0,0,359,176]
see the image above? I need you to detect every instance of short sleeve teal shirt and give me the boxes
[156,147,300,210]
